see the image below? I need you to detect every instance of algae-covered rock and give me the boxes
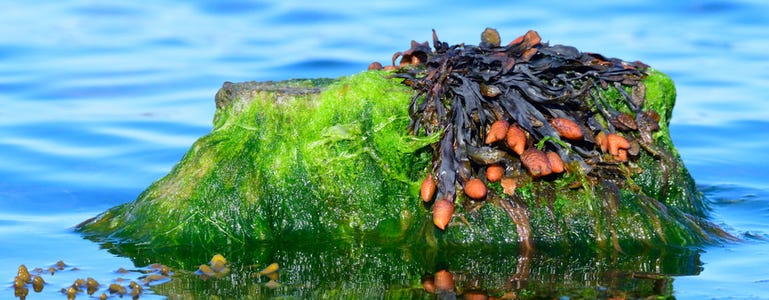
[73,29,735,299]
[79,72,432,246]
[77,68,724,250]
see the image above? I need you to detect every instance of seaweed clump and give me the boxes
[372,28,666,230]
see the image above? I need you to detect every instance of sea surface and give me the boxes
[1,1,768,299]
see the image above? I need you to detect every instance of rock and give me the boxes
[77,70,728,251]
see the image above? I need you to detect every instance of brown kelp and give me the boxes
[377,28,674,230]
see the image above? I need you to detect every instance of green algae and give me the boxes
[80,72,433,247]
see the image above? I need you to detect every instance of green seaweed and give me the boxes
[80,72,429,247]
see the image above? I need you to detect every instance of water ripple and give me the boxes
[193,0,271,15]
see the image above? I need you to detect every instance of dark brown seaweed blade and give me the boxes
[392,28,658,229]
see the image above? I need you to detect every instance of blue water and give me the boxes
[2,0,768,299]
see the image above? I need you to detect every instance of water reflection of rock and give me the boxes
[84,240,700,298]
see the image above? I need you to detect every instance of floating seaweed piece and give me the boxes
[13,276,25,289]
[141,274,169,285]
[257,262,280,281]
[86,277,99,295]
[129,282,142,298]
[389,28,657,229]
[108,283,126,296]
[265,279,280,289]
[195,253,231,280]
[31,275,45,293]
[210,254,228,273]
[17,265,30,283]
[55,260,67,270]
[14,286,28,300]
[258,262,279,276]
[66,285,78,299]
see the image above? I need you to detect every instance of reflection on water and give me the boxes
[2,0,769,299]
[84,240,702,299]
